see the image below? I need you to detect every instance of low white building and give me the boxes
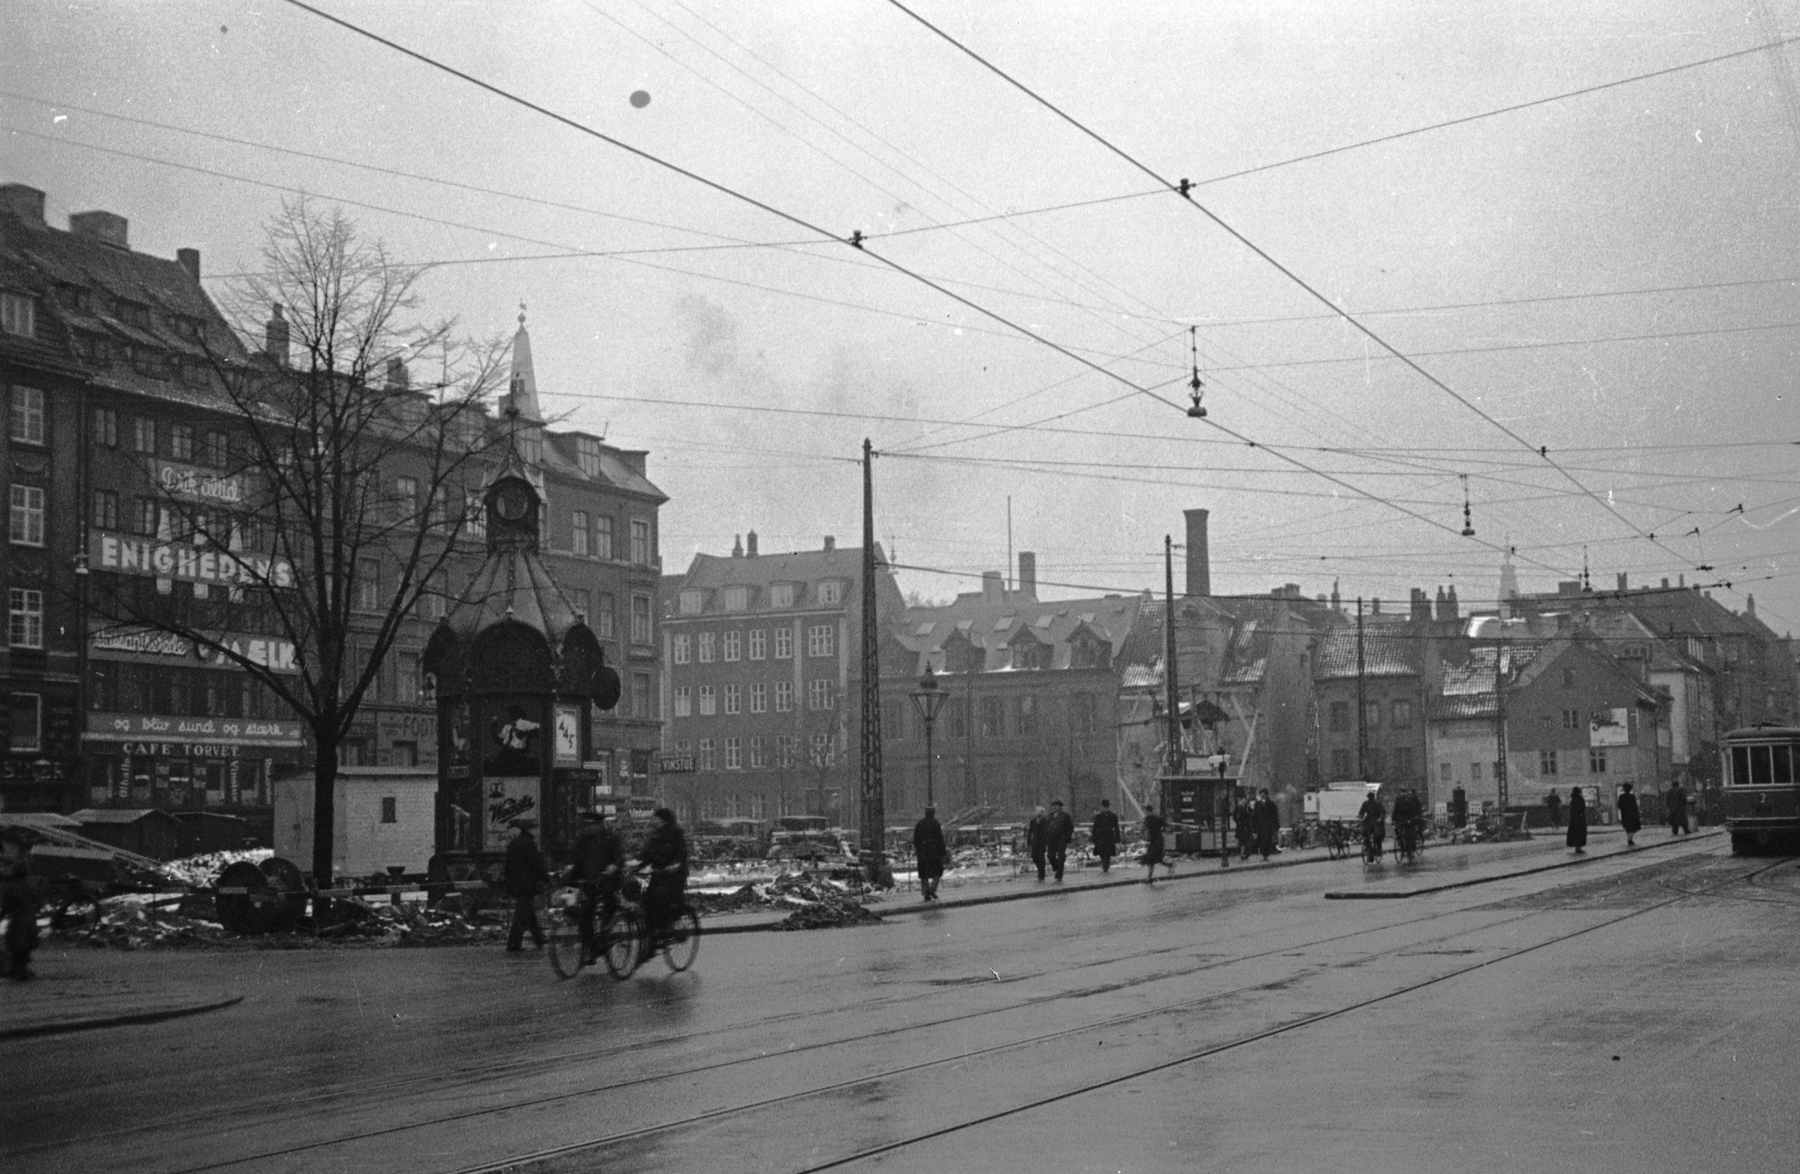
[273,767,437,880]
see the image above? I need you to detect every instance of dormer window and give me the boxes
[679,589,705,616]
[818,580,843,606]
[723,586,749,612]
[0,291,36,338]
[770,583,795,609]
[115,298,151,329]
[576,436,602,477]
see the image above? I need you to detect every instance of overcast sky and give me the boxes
[8,1,1798,632]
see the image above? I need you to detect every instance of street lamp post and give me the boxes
[909,668,951,810]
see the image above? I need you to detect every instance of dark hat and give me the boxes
[1051,799,1064,807]
[924,804,935,812]
[1619,782,1633,791]
[652,807,677,824]
[509,817,537,830]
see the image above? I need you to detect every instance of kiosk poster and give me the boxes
[483,698,544,777]
[553,704,582,766]
[485,776,541,841]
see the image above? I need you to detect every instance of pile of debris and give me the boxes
[775,891,882,930]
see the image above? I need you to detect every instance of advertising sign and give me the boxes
[1589,707,1631,747]
[91,530,296,589]
[88,627,300,674]
[156,460,247,505]
[484,776,540,840]
[553,704,582,766]
[86,712,304,748]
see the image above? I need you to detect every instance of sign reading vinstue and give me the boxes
[91,530,296,589]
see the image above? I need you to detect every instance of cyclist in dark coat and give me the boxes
[1090,800,1121,873]
[1617,782,1642,847]
[503,818,550,951]
[567,810,624,962]
[912,806,947,901]
[1045,800,1075,881]
[639,807,689,947]
[1566,787,1589,853]
[1358,793,1387,859]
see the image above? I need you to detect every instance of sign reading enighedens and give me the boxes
[91,530,296,589]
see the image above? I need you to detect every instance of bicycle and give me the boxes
[634,890,701,974]
[1323,821,1350,861]
[1361,820,1386,865]
[1394,818,1424,865]
[546,881,640,981]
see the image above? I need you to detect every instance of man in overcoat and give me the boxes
[503,818,550,951]
[1026,806,1049,881]
[1252,788,1281,860]
[1090,799,1121,873]
[913,805,947,901]
[1045,799,1075,881]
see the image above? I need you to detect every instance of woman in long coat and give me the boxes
[912,806,947,901]
[1617,782,1641,847]
[1565,786,1589,854]
[1141,807,1168,884]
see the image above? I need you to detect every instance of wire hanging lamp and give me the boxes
[1460,474,1476,537]
[1186,325,1207,418]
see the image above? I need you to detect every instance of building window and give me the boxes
[0,292,36,338]
[93,407,119,448]
[1390,699,1413,729]
[132,416,156,454]
[1562,708,1582,729]
[571,510,589,555]
[810,733,833,766]
[392,476,419,522]
[8,588,44,648]
[595,592,616,640]
[630,594,652,644]
[807,624,835,657]
[672,633,691,665]
[630,518,651,565]
[724,683,741,715]
[697,632,716,663]
[576,436,602,477]
[1331,749,1353,778]
[749,736,767,768]
[748,629,766,660]
[1540,749,1559,776]
[980,696,1004,737]
[723,586,748,611]
[203,430,229,467]
[594,514,614,559]
[169,423,195,461]
[724,737,741,770]
[774,627,793,659]
[698,685,716,716]
[749,682,766,713]
[818,580,842,605]
[770,583,795,609]
[133,499,158,536]
[9,484,45,546]
[723,630,741,661]
[1439,761,1452,783]
[92,489,119,531]
[1362,701,1381,730]
[1328,701,1349,733]
[396,652,421,703]
[1366,748,1385,779]
[1393,746,1414,777]
[774,680,794,713]
[1470,761,1483,782]
[356,558,382,611]
[1018,695,1039,735]
[698,739,715,771]
[1588,748,1608,774]
[566,587,590,625]
[632,672,651,718]
[673,686,691,717]
[7,692,42,752]
[380,796,398,824]
[8,386,46,445]
[680,590,704,616]
[808,679,835,711]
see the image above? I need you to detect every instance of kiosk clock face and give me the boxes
[496,483,531,521]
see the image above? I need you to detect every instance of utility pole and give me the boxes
[858,439,884,874]
[1356,597,1367,780]
[1164,536,1183,777]
[1494,624,1510,831]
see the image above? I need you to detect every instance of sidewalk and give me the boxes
[3,826,1718,1039]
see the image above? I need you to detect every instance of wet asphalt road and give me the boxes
[5,833,1797,1173]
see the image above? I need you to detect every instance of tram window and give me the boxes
[1774,745,1795,785]
[1749,746,1773,785]
[1730,747,1750,786]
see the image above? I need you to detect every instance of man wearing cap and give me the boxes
[503,817,550,952]
[913,804,947,901]
[568,810,624,963]
[1045,799,1075,882]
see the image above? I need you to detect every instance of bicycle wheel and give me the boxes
[661,906,701,973]
[545,893,587,980]
[601,909,641,980]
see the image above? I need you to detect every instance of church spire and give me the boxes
[507,302,543,422]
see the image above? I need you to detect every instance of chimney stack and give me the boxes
[0,184,46,225]
[982,571,1003,603]
[385,356,410,389]
[69,209,128,249]
[1412,588,1431,621]
[1184,508,1211,597]
[264,304,290,367]
[732,534,743,558]
[746,530,758,557]
[176,248,201,281]
[822,535,835,553]
[1018,551,1037,599]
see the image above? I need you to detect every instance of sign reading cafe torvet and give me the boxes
[91,530,296,590]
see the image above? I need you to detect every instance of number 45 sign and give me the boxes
[553,705,582,766]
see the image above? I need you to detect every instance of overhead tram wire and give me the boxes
[882,0,1777,580]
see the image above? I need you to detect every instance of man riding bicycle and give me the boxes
[566,809,624,965]
[1358,791,1387,859]
[637,807,689,958]
[1391,787,1425,857]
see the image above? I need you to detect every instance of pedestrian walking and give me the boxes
[1026,805,1049,881]
[503,817,550,952]
[1091,799,1121,873]
[2,827,39,980]
[913,805,947,901]
[1044,800,1075,881]
[1233,790,1254,860]
[1667,782,1690,835]
[1252,788,1281,860]
[1565,786,1588,854]
[1618,782,1642,847]
[1141,807,1168,883]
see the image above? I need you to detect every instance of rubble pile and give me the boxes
[158,848,274,889]
[312,898,506,948]
[775,890,882,930]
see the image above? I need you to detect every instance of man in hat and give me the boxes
[1617,782,1642,847]
[503,817,550,952]
[568,810,624,963]
[1045,799,1076,882]
[913,804,947,901]
[1090,798,1121,873]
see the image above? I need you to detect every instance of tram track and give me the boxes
[151,847,1752,1174]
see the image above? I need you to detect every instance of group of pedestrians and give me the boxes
[1230,789,1284,861]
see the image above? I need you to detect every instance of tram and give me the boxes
[1721,724,1800,854]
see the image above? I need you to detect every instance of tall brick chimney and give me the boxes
[1018,551,1037,599]
[1184,508,1211,596]
[69,210,128,249]
[746,530,758,557]
[176,248,201,281]
[1,184,46,225]
[264,304,290,367]
[982,571,1003,602]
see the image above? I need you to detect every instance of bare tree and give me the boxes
[89,198,508,883]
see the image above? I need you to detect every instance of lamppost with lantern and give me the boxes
[909,667,951,810]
